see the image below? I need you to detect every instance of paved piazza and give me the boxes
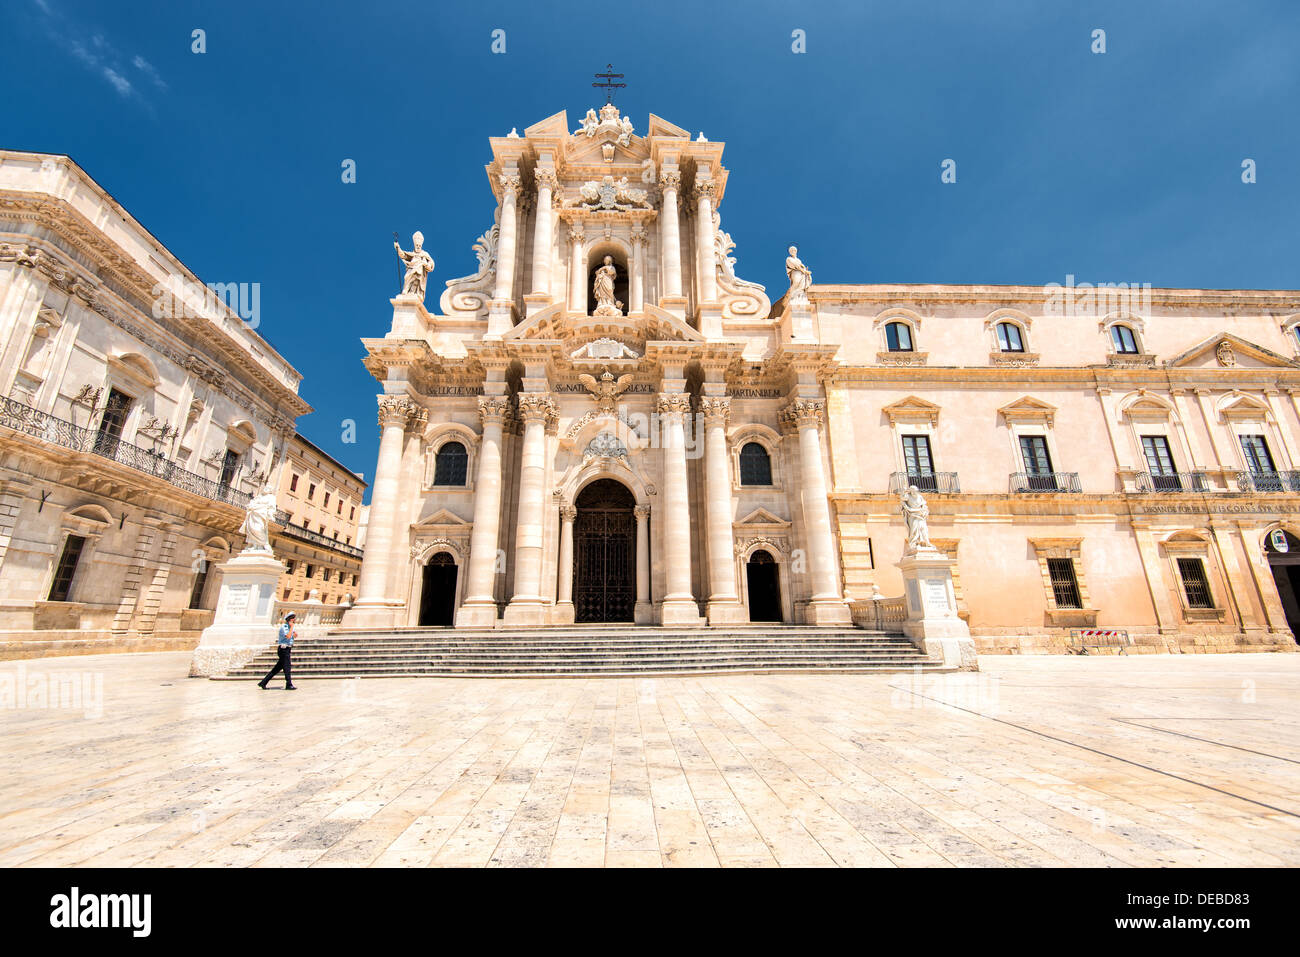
[1,653,1297,868]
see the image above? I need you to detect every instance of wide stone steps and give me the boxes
[219,627,942,678]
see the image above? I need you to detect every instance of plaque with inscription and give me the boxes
[223,583,251,618]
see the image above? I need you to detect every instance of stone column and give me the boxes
[504,393,557,624]
[487,172,521,338]
[387,406,427,605]
[694,181,718,304]
[457,396,509,627]
[344,395,412,628]
[658,392,701,623]
[659,170,683,298]
[781,399,851,625]
[531,169,557,296]
[629,225,645,313]
[634,504,652,624]
[568,222,585,313]
[701,396,743,623]
[555,505,576,622]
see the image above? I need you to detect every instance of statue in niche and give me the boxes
[785,245,812,306]
[394,230,435,301]
[593,255,623,316]
[240,485,278,554]
[900,485,933,553]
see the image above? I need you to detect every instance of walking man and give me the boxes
[258,612,298,690]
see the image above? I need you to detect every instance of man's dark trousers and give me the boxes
[260,646,293,688]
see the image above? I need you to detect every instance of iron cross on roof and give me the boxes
[592,63,625,104]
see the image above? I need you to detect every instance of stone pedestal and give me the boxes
[781,300,816,342]
[189,551,284,677]
[698,303,724,340]
[389,295,432,337]
[898,548,978,670]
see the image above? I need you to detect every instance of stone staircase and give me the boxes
[217,625,943,679]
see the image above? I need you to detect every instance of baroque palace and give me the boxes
[343,103,1300,654]
[0,150,311,658]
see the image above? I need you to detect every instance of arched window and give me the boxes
[433,441,467,486]
[885,322,914,352]
[1111,324,1139,354]
[739,442,772,486]
[996,321,1024,352]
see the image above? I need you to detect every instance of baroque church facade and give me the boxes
[343,104,1300,655]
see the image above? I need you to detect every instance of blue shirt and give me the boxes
[277,622,296,647]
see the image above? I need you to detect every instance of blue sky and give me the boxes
[4,0,1297,496]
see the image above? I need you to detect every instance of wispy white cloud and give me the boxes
[32,0,164,102]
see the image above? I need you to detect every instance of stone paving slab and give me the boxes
[0,652,1297,867]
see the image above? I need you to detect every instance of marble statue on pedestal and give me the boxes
[901,485,933,552]
[785,245,812,305]
[394,230,435,301]
[239,486,278,553]
[593,256,623,316]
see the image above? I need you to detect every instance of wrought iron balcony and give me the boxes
[1134,471,1212,493]
[1010,472,1081,493]
[889,471,960,494]
[274,508,364,559]
[1234,470,1300,493]
[1,394,251,508]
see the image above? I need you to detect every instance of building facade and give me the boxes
[273,433,366,605]
[342,105,1298,654]
[0,150,310,659]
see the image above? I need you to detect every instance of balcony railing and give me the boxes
[274,508,364,559]
[889,471,961,494]
[1010,472,1081,493]
[1234,470,1300,493]
[1,394,251,509]
[1134,471,1212,493]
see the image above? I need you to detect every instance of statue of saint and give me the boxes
[394,230,435,301]
[240,485,278,553]
[593,255,623,316]
[785,245,812,305]
[900,485,933,552]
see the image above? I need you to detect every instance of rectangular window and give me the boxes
[1047,557,1082,609]
[997,323,1024,352]
[901,435,936,491]
[1177,557,1214,609]
[885,323,913,352]
[290,473,300,493]
[308,483,316,500]
[218,448,240,488]
[1239,434,1276,474]
[349,506,356,521]
[323,492,331,507]
[1019,435,1057,490]
[286,559,296,575]
[48,534,86,602]
[305,564,315,579]
[188,561,210,609]
[1141,435,1182,491]
[337,500,343,514]
[94,388,132,457]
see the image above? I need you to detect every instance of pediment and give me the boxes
[646,114,690,138]
[1219,391,1273,420]
[736,507,790,527]
[998,396,1057,424]
[881,395,941,425]
[524,111,569,138]
[416,508,471,528]
[1165,333,1299,370]
[564,135,647,166]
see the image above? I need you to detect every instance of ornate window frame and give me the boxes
[1280,314,1300,358]
[1028,537,1098,627]
[881,396,941,477]
[1100,313,1153,365]
[1159,531,1227,622]
[1120,390,1191,476]
[728,424,783,490]
[998,396,1062,477]
[984,309,1039,366]
[43,503,112,604]
[1218,391,1293,471]
[872,309,927,365]
[423,423,479,490]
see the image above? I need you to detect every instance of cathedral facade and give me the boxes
[342,105,1300,655]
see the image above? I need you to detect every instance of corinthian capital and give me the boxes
[499,172,522,197]
[569,222,586,244]
[693,180,717,204]
[658,169,681,191]
[478,395,510,426]
[535,168,559,192]
[559,505,577,522]
[377,395,414,428]
[516,392,559,425]
[779,399,825,430]
[656,392,692,417]
[699,396,731,424]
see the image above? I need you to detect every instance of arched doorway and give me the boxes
[1265,529,1300,643]
[573,479,635,622]
[746,550,783,622]
[419,552,457,626]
